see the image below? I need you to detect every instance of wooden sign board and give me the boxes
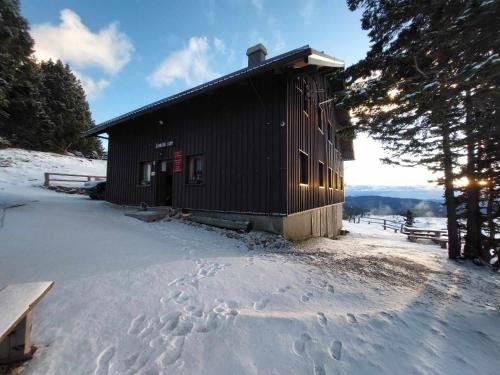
[173,150,183,173]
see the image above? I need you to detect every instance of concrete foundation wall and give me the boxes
[188,203,343,241]
[282,203,343,241]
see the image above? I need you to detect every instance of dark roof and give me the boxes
[84,45,344,136]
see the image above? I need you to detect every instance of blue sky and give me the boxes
[22,0,437,189]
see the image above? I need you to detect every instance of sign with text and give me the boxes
[173,150,183,173]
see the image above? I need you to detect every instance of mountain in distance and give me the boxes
[346,185,443,200]
[344,195,446,217]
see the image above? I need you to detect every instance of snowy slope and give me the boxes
[1,150,499,375]
[0,148,106,194]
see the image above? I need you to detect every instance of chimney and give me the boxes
[246,44,267,67]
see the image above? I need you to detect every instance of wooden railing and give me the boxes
[43,173,106,187]
[348,215,406,233]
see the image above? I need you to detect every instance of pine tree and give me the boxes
[39,60,103,157]
[344,0,500,260]
[0,0,35,128]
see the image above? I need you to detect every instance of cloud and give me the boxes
[73,71,109,100]
[31,9,133,75]
[273,31,286,52]
[300,0,315,25]
[251,0,264,12]
[148,36,221,88]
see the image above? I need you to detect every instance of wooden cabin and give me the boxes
[84,44,354,240]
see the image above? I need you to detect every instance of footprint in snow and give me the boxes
[301,292,313,303]
[93,345,115,375]
[329,340,342,360]
[316,312,327,327]
[327,284,335,294]
[128,315,146,335]
[254,296,270,311]
[305,277,312,285]
[347,313,357,323]
[156,336,185,368]
[293,333,312,356]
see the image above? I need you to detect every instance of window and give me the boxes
[318,161,324,187]
[340,176,344,190]
[328,168,333,189]
[187,155,204,184]
[334,172,339,189]
[317,106,323,132]
[327,122,333,143]
[140,161,152,185]
[299,151,308,185]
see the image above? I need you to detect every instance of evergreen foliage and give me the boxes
[344,0,500,261]
[0,0,102,157]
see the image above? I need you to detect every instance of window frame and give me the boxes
[334,171,339,190]
[327,121,333,144]
[317,105,323,133]
[328,167,333,189]
[186,154,204,185]
[139,161,153,186]
[318,161,325,188]
[299,150,309,186]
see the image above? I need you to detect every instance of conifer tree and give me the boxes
[38,60,103,156]
[0,0,35,127]
[344,0,500,260]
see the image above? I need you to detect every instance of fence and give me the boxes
[43,173,106,188]
[348,214,406,233]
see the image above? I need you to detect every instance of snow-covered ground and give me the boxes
[1,149,499,375]
[0,148,106,194]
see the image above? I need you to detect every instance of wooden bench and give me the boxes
[407,234,449,249]
[0,281,54,365]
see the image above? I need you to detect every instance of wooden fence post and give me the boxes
[383,219,386,230]
[43,173,50,187]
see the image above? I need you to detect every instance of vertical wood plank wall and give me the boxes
[106,72,288,215]
[286,69,345,215]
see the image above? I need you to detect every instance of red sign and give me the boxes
[173,150,183,173]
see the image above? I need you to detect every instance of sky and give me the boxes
[21,0,436,189]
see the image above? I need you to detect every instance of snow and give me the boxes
[0,148,106,196]
[1,149,499,374]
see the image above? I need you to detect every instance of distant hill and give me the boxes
[346,185,442,200]
[344,195,446,217]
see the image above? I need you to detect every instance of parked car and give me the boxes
[82,180,106,200]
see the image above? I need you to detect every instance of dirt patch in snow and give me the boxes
[290,250,436,289]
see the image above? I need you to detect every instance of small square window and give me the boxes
[318,161,324,187]
[328,168,333,189]
[187,155,204,184]
[299,151,308,185]
[139,161,152,185]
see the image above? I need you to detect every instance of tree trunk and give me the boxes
[442,124,461,259]
[464,92,481,258]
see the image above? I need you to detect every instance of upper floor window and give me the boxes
[187,155,204,184]
[328,168,333,189]
[328,122,333,143]
[299,150,308,185]
[318,161,325,187]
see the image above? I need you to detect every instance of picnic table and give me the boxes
[0,281,54,365]
[404,227,449,248]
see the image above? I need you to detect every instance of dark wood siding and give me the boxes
[106,72,288,215]
[286,69,345,215]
